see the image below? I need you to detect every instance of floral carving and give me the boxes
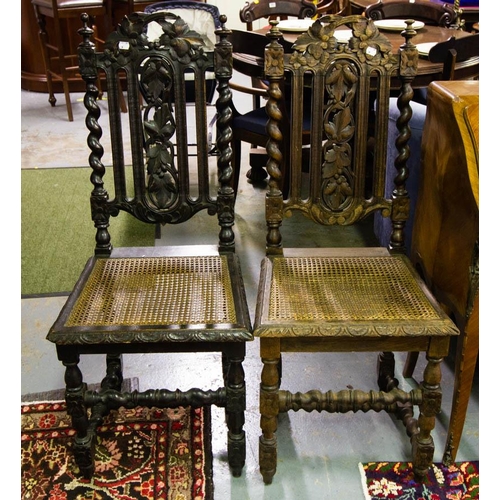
[290,16,394,69]
[321,61,358,211]
[102,13,208,68]
[141,57,179,210]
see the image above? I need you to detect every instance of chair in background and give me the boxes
[365,0,458,27]
[110,0,205,26]
[316,0,351,16]
[31,0,112,121]
[46,12,252,479]
[238,0,317,105]
[231,1,317,186]
[240,0,317,31]
[253,17,459,484]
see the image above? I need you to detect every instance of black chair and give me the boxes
[46,11,252,479]
[253,17,459,485]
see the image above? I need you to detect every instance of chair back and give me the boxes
[428,33,479,80]
[77,11,236,255]
[365,0,458,27]
[240,0,317,31]
[316,0,351,16]
[262,15,418,254]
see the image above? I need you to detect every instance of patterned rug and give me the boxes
[21,401,213,500]
[360,461,479,499]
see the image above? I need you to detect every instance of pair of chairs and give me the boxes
[45,11,459,485]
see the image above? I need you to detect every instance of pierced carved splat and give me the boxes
[140,57,179,211]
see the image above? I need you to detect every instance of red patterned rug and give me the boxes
[360,461,479,499]
[21,401,213,500]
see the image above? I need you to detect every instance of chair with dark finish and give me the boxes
[31,0,112,121]
[46,11,252,479]
[232,0,317,185]
[240,0,317,32]
[253,17,459,484]
[365,0,458,27]
[316,0,351,16]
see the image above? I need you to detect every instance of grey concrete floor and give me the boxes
[20,76,479,499]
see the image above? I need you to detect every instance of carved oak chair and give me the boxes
[253,16,459,484]
[31,0,112,121]
[365,0,458,27]
[46,11,252,479]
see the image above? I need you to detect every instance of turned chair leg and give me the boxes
[225,347,246,477]
[259,338,281,484]
[61,353,94,478]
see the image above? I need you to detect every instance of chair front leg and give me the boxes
[259,338,281,485]
[412,349,444,481]
[60,348,94,478]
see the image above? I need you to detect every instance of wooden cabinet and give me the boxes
[410,80,479,464]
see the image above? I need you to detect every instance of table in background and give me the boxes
[234,24,479,89]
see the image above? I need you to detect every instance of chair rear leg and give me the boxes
[102,353,124,390]
[403,352,419,378]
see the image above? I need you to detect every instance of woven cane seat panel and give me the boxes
[65,256,237,327]
[268,256,440,322]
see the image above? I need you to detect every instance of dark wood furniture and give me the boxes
[240,0,317,31]
[46,12,252,479]
[316,0,352,15]
[31,0,112,121]
[233,0,318,183]
[409,80,479,465]
[253,16,459,485]
[234,23,478,89]
[365,0,458,27]
[350,0,479,31]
